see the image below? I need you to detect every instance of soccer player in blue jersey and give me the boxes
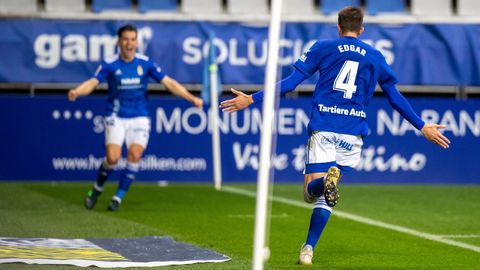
[68,24,203,211]
[220,7,450,266]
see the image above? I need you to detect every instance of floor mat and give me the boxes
[0,236,231,268]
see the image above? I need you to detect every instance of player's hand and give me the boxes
[219,88,253,112]
[67,89,78,102]
[421,123,450,149]
[192,97,203,108]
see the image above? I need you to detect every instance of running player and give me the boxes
[219,7,450,265]
[68,24,203,211]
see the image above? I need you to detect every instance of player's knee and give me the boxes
[127,151,142,163]
[303,192,314,203]
[106,154,120,165]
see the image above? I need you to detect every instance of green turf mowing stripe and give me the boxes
[222,186,480,254]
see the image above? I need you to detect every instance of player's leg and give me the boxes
[303,172,326,203]
[108,117,150,211]
[304,167,342,206]
[301,170,341,265]
[85,116,124,210]
[108,144,144,211]
[300,132,339,265]
[303,132,338,204]
[300,133,362,263]
[301,134,362,263]
[300,197,332,265]
[334,133,363,186]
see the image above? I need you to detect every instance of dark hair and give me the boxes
[117,24,137,39]
[338,6,364,34]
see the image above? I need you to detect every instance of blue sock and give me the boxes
[95,160,114,190]
[305,208,331,249]
[307,177,325,197]
[115,162,139,201]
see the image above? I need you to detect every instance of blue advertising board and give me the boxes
[0,19,479,86]
[1,95,478,184]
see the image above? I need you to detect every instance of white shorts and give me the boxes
[104,115,151,149]
[304,131,363,174]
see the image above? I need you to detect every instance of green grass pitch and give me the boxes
[0,182,479,269]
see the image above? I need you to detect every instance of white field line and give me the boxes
[438,235,480,239]
[222,186,480,253]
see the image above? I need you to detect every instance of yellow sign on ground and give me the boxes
[0,246,126,261]
[0,236,230,268]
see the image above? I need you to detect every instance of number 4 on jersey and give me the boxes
[333,60,359,99]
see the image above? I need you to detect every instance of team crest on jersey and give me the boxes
[137,65,143,76]
[300,54,307,62]
[115,69,122,75]
[300,51,308,62]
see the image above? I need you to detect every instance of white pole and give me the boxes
[252,0,283,269]
[210,63,222,190]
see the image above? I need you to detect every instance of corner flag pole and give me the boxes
[210,58,222,191]
[202,33,222,190]
[252,0,283,269]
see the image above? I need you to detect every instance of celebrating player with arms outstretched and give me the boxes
[220,7,450,265]
[68,24,203,211]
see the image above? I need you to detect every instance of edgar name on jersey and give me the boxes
[337,44,366,56]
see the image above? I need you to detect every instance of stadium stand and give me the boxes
[0,0,37,14]
[366,0,406,15]
[138,0,177,13]
[411,0,453,16]
[227,0,268,14]
[0,0,478,96]
[182,0,223,14]
[0,0,470,18]
[458,0,479,16]
[92,0,133,13]
[45,0,86,13]
[282,0,316,15]
[321,0,360,15]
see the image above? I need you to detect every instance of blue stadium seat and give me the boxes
[366,0,406,15]
[92,0,132,13]
[321,0,360,15]
[139,0,177,13]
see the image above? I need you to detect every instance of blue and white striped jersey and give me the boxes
[94,53,165,118]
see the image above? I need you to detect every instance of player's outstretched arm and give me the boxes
[421,123,451,149]
[220,69,306,112]
[219,88,253,112]
[161,76,203,108]
[68,78,99,102]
